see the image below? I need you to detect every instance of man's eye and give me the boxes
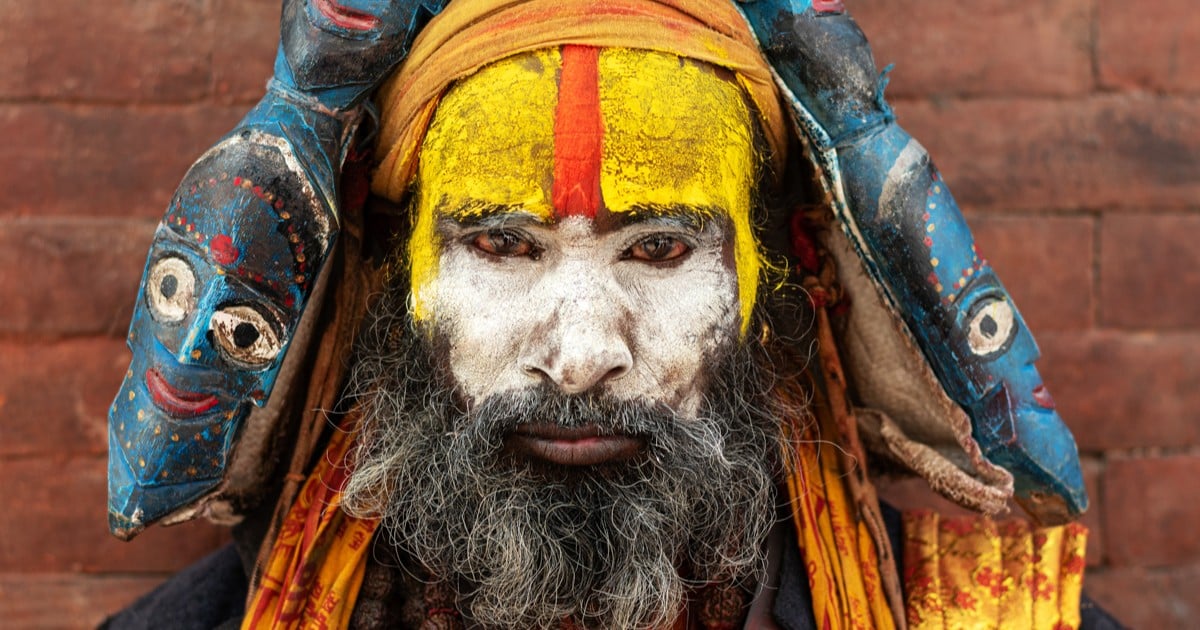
[626,235,690,262]
[471,230,536,258]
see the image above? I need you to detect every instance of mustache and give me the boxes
[468,385,678,437]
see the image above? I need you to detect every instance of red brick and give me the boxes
[0,456,228,573]
[0,339,131,457]
[0,104,245,218]
[895,95,1200,212]
[1085,564,1200,628]
[966,214,1093,332]
[1098,0,1200,94]
[0,0,211,103]
[212,0,282,105]
[851,0,1094,98]
[0,218,154,336]
[1038,332,1200,451]
[0,573,168,630]
[1100,214,1200,330]
[1102,455,1200,568]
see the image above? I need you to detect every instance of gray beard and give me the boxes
[341,292,782,629]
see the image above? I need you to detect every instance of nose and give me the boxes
[173,317,211,366]
[518,279,633,395]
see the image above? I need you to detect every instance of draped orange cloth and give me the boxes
[242,420,378,630]
[369,0,788,202]
[780,386,899,630]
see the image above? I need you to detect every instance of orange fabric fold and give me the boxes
[902,510,1088,630]
[242,419,378,630]
[370,0,787,202]
[779,385,898,630]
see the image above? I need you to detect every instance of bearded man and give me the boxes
[103,1,1123,629]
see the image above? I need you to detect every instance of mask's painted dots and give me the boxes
[153,425,162,436]
[119,422,125,432]
[926,224,936,233]
[295,275,306,284]
[935,283,944,292]
[125,441,132,448]
[931,257,940,267]
[138,458,145,468]
[210,234,239,265]
[190,349,202,361]
[126,369,132,378]
[136,410,145,421]
[187,467,197,476]
[171,433,180,442]
[128,391,135,401]
[924,236,933,248]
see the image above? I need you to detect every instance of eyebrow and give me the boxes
[612,204,722,231]
[437,200,550,229]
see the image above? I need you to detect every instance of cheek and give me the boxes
[422,247,542,401]
[619,253,740,406]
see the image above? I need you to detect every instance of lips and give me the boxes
[145,368,220,417]
[312,0,381,31]
[506,423,644,466]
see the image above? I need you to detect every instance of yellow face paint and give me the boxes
[410,47,762,330]
[597,48,760,332]
[410,50,561,320]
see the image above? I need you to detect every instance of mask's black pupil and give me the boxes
[160,275,178,299]
[233,322,260,348]
[980,314,998,338]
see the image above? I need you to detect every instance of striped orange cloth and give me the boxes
[242,419,378,630]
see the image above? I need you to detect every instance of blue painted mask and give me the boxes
[108,133,332,538]
[107,0,449,539]
[738,0,1087,522]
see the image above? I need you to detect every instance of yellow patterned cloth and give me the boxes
[780,390,898,630]
[242,420,379,630]
[902,510,1088,630]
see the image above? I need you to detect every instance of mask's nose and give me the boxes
[173,317,211,366]
[518,269,633,395]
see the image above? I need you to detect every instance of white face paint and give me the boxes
[422,214,741,415]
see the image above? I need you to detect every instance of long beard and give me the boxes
[341,292,783,629]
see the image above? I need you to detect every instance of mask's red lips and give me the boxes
[506,423,644,466]
[312,0,381,31]
[145,368,220,417]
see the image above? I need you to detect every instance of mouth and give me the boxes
[505,423,644,466]
[145,368,220,417]
[312,0,382,31]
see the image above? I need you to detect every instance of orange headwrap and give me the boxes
[369,0,787,201]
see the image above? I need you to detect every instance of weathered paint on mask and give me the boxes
[410,47,762,331]
[109,131,330,536]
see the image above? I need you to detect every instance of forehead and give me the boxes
[416,47,757,220]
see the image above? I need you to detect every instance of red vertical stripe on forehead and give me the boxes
[552,45,603,219]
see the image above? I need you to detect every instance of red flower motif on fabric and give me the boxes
[953,588,977,610]
[974,566,1006,598]
[1032,572,1055,601]
[941,518,975,537]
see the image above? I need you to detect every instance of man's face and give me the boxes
[343,47,778,628]
[409,46,763,422]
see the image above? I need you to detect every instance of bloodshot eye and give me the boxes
[625,235,690,262]
[966,297,1017,356]
[210,305,283,368]
[471,230,537,258]
[146,256,196,323]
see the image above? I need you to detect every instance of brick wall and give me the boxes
[0,1,1194,627]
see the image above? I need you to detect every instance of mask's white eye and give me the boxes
[147,256,196,322]
[966,298,1016,356]
[210,305,282,368]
